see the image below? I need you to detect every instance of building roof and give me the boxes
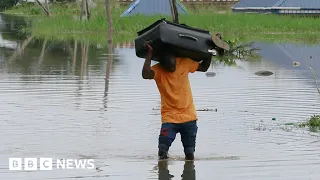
[278,0,320,9]
[121,0,188,17]
[232,0,279,8]
[233,0,320,9]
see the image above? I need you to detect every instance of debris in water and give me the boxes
[197,108,215,111]
[284,122,295,126]
[205,72,216,77]
[95,167,103,172]
[254,70,273,76]
[293,61,300,67]
[254,125,267,131]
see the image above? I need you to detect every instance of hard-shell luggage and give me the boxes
[134,18,216,62]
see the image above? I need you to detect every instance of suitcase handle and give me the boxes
[178,34,198,41]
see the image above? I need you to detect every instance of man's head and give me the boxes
[159,53,176,72]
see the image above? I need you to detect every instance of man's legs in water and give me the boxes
[180,120,198,160]
[158,123,178,159]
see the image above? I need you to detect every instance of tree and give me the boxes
[35,0,51,16]
[105,0,113,44]
[169,0,179,23]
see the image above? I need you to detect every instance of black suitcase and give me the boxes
[134,18,215,62]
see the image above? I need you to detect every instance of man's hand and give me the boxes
[144,42,153,53]
[142,42,155,79]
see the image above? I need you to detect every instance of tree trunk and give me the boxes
[105,0,113,45]
[35,0,51,16]
[45,0,50,15]
[80,0,86,20]
[85,0,91,20]
[169,0,179,23]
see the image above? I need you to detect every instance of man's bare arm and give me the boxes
[142,44,154,79]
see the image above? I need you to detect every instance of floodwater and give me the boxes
[1,14,320,180]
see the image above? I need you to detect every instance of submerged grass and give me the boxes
[299,115,320,132]
[4,2,320,45]
[285,115,320,132]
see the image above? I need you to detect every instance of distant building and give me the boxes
[121,0,188,17]
[232,0,320,15]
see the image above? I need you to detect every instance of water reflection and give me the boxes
[104,41,114,108]
[80,41,89,79]
[72,39,77,71]
[38,37,47,64]
[158,161,196,180]
[0,14,29,32]
[1,37,112,75]
[254,42,320,79]
[8,35,33,62]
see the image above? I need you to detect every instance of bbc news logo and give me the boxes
[9,158,95,171]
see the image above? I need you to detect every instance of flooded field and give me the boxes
[0,14,320,180]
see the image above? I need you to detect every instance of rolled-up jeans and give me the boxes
[158,120,198,155]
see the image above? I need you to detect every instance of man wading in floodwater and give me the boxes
[141,42,211,160]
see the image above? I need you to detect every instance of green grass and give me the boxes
[4,2,320,45]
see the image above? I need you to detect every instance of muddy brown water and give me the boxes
[1,14,320,180]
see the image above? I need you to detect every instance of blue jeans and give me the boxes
[158,120,198,155]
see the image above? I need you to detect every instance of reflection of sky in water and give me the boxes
[0,33,18,49]
[0,15,18,49]
[253,42,320,79]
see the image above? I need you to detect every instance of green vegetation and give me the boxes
[285,115,320,132]
[299,115,320,128]
[299,115,320,132]
[3,1,320,45]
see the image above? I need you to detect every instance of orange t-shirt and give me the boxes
[151,57,199,124]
